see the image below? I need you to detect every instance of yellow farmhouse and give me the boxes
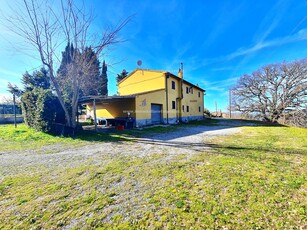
[84,66,205,127]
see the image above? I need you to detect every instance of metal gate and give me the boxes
[151,104,162,124]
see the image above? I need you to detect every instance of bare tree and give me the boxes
[287,109,307,128]
[2,0,132,128]
[0,95,21,104]
[232,58,307,124]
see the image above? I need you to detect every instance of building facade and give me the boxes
[85,67,205,127]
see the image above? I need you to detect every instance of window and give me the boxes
[199,106,201,112]
[186,86,193,94]
[172,101,176,109]
[172,81,175,90]
[182,105,184,112]
[187,106,189,112]
[198,92,200,97]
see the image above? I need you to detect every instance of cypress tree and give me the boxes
[100,60,108,96]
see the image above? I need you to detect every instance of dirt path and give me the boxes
[0,119,244,177]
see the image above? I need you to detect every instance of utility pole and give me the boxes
[215,101,218,117]
[93,98,97,132]
[13,93,17,128]
[7,84,20,128]
[229,89,232,119]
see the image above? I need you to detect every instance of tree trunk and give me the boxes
[49,67,73,128]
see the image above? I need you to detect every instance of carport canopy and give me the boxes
[78,95,136,131]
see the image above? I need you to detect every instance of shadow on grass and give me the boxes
[212,144,307,157]
[74,130,132,143]
[73,118,288,143]
[124,137,305,156]
[202,118,287,127]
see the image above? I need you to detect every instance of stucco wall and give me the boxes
[166,76,179,119]
[118,69,166,96]
[167,76,204,121]
[135,90,166,121]
[133,76,205,126]
[181,82,204,118]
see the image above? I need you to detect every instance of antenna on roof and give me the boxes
[137,60,142,68]
[137,60,143,75]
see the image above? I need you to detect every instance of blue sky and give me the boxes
[0,0,306,111]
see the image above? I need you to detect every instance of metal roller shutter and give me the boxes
[151,104,162,124]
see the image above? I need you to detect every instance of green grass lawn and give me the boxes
[0,124,81,153]
[0,124,131,153]
[0,120,215,153]
[0,122,306,229]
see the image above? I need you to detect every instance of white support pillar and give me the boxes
[93,98,97,132]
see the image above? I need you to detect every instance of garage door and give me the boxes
[151,104,162,124]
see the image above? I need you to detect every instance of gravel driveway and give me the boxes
[0,119,245,177]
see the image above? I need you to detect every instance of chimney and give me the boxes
[178,62,183,78]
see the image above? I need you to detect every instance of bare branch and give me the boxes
[232,58,307,125]
[1,0,132,128]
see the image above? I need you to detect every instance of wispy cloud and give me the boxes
[253,0,289,43]
[227,29,306,60]
[200,77,238,92]
[228,27,307,77]
[225,0,289,78]
[195,28,307,70]
[0,79,9,89]
[201,1,246,49]
[211,67,234,71]
[228,0,306,78]
[0,68,21,79]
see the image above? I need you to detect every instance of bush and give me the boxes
[21,88,61,132]
[204,108,211,117]
[16,68,66,133]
